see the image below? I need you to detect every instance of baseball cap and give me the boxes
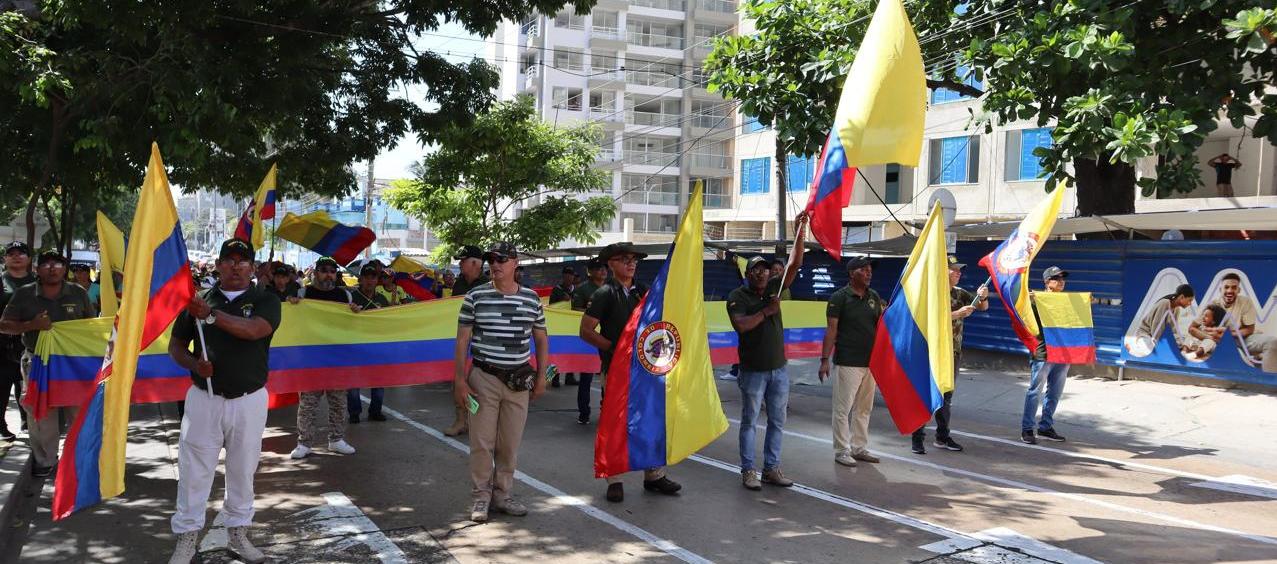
[315,256,339,269]
[599,242,648,262]
[1042,266,1068,282]
[485,241,519,260]
[5,241,32,256]
[845,256,875,271]
[586,257,607,270]
[359,264,380,276]
[746,256,770,272]
[218,238,254,261]
[562,266,577,275]
[272,265,290,276]
[70,263,90,272]
[948,256,966,270]
[36,250,67,266]
[453,245,485,261]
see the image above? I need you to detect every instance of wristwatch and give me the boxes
[203,312,217,325]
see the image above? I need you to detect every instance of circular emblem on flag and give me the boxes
[637,321,681,375]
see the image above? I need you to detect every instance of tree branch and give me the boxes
[927,78,984,99]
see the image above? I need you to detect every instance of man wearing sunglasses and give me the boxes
[444,244,489,437]
[288,257,358,459]
[580,242,682,503]
[454,241,548,523]
[0,250,94,477]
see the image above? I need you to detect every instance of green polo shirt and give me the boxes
[727,278,786,372]
[451,274,489,297]
[572,280,601,310]
[827,285,885,367]
[585,279,648,370]
[2,281,95,352]
[172,285,281,397]
[352,287,391,309]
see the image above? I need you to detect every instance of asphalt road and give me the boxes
[5,365,1277,564]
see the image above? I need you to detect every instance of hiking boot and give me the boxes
[911,436,926,455]
[493,497,528,516]
[606,482,624,502]
[227,526,267,564]
[851,452,880,464]
[328,439,356,455]
[577,414,590,425]
[444,407,468,437]
[761,468,794,487]
[470,498,490,523]
[1038,428,1066,442]
[643,476,682,495]
[1021,430,1037,444]
[168,531,199,564]
[349,413,360,424]
[290,444,312,459]
[834,452,857,467]
[741,469,762,491]
[934,437,964,452]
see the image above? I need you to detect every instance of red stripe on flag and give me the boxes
[867,319,933,435]
[594,298,644,478]
[1045,345,1095,365]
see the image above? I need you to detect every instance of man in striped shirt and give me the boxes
[453,241,549,523]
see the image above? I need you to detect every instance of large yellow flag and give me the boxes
[832,0,927,167]
[95,212,126,317]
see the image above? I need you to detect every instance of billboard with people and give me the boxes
[1122,263,1277,385]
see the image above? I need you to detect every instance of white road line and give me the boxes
[1187,474,1277,500]
[376,401,711,564]
[727,417,1277,547]
[291,492,410,564]
[921,527,1103,564]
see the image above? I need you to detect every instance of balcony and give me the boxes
[689,113,729,129]
[589,25,625,49]
[623,190,680,206]
[693,0,737,24]
[627,31,684,50]
[703,192,731,209]
[523,65,540,90]
[626,70,682,88]
[588,68,625,87]
[632,0,687,11]
[625,111,682,128]
[523,24,542,52]
[553,60,585,73]
[689,152,730,170]
[623,151,681,167]
[596,149,622,166]
[589,107,624,124]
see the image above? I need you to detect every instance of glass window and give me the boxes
[1005,128,1053,181]
[786,154,818,192]
[742,113,765,133]
[930,64,984,105]
[740,157,771,195]
[928,136,980,185]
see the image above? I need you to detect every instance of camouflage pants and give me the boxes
[297,390,347,446]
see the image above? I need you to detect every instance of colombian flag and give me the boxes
[275,210,375,265]
[388,256,439,300]
[1033,292,1096,364]
[869,202,953,434]
[595,182,728,478]
[233,164,278,250]
[54,144,195,519]
[95,212,127,318]
[805,0,926,259]
[977,188,1065,352]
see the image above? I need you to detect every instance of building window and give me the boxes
[928,135,980,185]
[552,87,583,111]
[1005,128,1053,181]
[622,174,679,206]
[694,177,730,208]
[740,157,771,195]
[884,164,902,203]
[742,113,765,133]
[554,11,587,30]
[930,64,983,105]
[786,154,818,192]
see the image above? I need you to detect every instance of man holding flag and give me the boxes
[819,257,885,466]
[166,238,280,563]
[1021,266,1071,445]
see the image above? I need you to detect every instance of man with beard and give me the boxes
[288,257,358,458]
[445,245,490,437]
[1196,272,1277,372]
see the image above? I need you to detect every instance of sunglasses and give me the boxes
[488,255,514,264]
[609,256,639,265]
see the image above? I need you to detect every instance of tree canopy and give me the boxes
[384,96,616,261]
[706,0,1277,216]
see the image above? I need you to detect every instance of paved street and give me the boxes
[5,363,1277,564]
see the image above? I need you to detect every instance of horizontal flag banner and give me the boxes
[1034,291,1096,364]
[31,299,828,408]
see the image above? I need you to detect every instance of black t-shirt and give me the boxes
[451,274,490,297]
[2,281,95,352]
[585,279,648,370]
[727,278,786,372]
[573,280,601,310]
[1214,162,1238,184]
[550,283,574,305]
[268,281,300,301]
[351,287,390,309]
[826,285,885,367]
[172,285,281,396]
[0,272,36,359]
[301,285,351,304]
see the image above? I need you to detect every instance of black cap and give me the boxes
[599,242,648,262]
[746,256,769,272]
[562,266,577,275]
[845,256,875,271]
[1042,266,1069,282]
[587,258,607,270]
[378,269,393,279]
[70,263,90,272]
[485,241,519,260]
[454,245,485,261]
[315,256,339,269]
[359,264,380,276]
[219,238,254,261]
[5,241,31,256]
[272,265,290,275]
[36,250,67,266]
[948,256,966,270]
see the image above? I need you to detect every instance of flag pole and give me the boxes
[195,320,215,399]
[971,276,991,307]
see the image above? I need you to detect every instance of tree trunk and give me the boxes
[24,189,42,247]
[62,190,75,258]
[774,138,788,256]
[1072,155,1136,217]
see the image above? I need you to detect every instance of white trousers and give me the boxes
[171,386,268,534]
[832,365,876,455]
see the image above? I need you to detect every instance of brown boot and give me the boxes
[444,406,468,436]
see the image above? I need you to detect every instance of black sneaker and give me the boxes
[31,465,52,478]
[933,437,964,452]
[606,483,624,503]
[369,412,387,422]
[0,428,14,441]
[577,415,590,425]
[565,374,579,386]
[551,375,561,388]
[1038,428,1066,442]
[643,476,682,495]
[910,438,926,455]
[1021,430,1037,444]
[349,413,360,424]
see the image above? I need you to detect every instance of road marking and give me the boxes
[199,493,409,563]
[921,527,1102,564]
[376,401,711,564]
[728,417,1277,547]
[937,426,1277,499]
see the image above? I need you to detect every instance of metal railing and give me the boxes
[625,111,682,127]
[631,0,686,10]
[554,59,585,72]
[589,107,623,121]
[703,192,731,208]
[695,0,736,14]
[689,153,729,169]
[590,25,621,40]
[622,190,680,206]
[622,151,681,166]
[689,113,728,129]
[627,31,684,50]
[596,149,621,162]
[626,70,681,88]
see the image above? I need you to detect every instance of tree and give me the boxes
[0,1,596,245]
[385,96,616,261]
[706,0,1277,217]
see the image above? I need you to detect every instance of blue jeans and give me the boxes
[1023,360,1069,432]
[738,367,789,471]
[347,388,384,416]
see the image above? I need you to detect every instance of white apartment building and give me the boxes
[487,0,740,245]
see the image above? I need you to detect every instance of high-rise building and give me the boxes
[488,0,740,246]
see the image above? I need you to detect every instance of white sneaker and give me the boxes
[168,531,199,564]
[290,444,312,459]
[227,526,267,564]
[328,439,356,455]
[834,452,857,467]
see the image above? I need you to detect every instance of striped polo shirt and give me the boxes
[458,282,547,368]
